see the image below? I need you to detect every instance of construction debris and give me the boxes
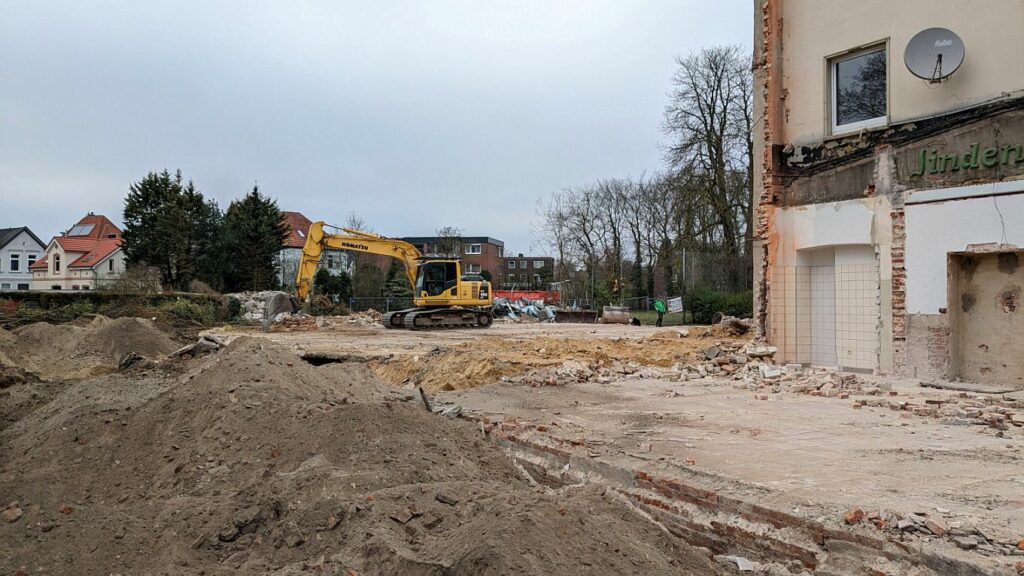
[227,290,295,321]
[492,297,557,322]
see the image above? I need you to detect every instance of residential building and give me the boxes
[277,211,352,290]
[30,214,125,290]
[401,236,504,281]
[0,227,46,291]
[498,253,554,290]
[754,1,1024,387]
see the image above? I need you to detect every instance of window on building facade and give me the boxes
[508,261,516,269]
[533,274,541,285]
[54,254,61,273]
[72,285,80,290]
[82,285,91,290]
[465,263,481,274]
[519,260,526,269]
[465,244,482,255]
[327,254,335,269]
[533,260,544,269]
[1,283,9,290]
[108,259,115,272]
[9,253,19,272]
[28,253,37,267]
[17,284,29,291]
[497,247,504,258]
[520,274,528,283]
[831,45,887,133]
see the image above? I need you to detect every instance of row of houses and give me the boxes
[2,211,549,292]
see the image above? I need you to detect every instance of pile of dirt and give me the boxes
[0,316,179,380]
[372,332,751,392]
[0,336,723,575]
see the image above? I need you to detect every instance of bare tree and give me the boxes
[434,225,463,257]
[663,45,753,256]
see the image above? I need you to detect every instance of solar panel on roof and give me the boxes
[67,224,95,236]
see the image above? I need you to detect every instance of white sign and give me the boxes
[667,297,683,314]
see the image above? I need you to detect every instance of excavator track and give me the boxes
[382,308,417,329]
[390,308,493,330]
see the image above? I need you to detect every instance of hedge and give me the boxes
[0,291,226,327]
[687,288,753,325]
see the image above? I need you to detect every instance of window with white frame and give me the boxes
[533,260,544,269]
[519,260,526,269]
[28,253,37,267]
[327,254,336,269]
[830,44,887,134]
[533,274,541,285]
[465,263,481,274]
[54,254,61,273]
[10,253,19,272]
[497,247,503,258]
[465,244,482,255]
[508,261,516,269]
[1,283,9,290]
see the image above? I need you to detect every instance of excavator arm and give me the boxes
[295,221,422,302]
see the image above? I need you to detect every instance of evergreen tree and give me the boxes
[122,170,223,291]
[314,268,353,302]
[383,259,413,299]
[222,186,289,292]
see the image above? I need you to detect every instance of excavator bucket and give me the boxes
[600,305,631,324]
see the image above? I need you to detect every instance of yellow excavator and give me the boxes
[294,222,494,330]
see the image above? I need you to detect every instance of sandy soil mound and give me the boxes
[0,316,179,380]
[0,337,722,575]
[372,332,750,392]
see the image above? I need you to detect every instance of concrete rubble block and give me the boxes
[704,345,721,360]
[844,507,865,525]
[758,364,782,379]
[925,516,949,536]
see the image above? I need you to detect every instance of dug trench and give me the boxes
[0,330,729,575]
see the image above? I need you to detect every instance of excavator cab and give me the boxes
[416,260,459,297]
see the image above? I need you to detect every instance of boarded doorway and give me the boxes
[949,251,1024,388]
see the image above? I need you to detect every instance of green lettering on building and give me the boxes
[911,142,1023,177]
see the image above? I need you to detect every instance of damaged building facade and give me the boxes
[754,0,1024,388]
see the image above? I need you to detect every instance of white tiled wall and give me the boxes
[768,253,879,371]
[810,266,836,367]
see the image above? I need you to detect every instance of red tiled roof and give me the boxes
[69,213,122,240]
[68,238,121,269]
[34,214,124,272]
[281,211,313,249]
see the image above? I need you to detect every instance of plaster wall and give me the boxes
[781,0,1024,146]
[904,193,1024,314]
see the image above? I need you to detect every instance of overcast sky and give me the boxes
[1,1,751,253]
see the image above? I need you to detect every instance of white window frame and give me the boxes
[519,260,527,269]
[508,261,516,269]
[533,260,544,269]
[829,43,888,135]
[28,253,37,267]
[10,253,19,272]
[465,243,482,255]
[54,253,61,273]
[465,263,481,274]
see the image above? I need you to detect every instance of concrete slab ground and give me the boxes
[216,321,1024,573]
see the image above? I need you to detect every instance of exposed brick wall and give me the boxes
[890,210,906,339]
[753,0,784,339]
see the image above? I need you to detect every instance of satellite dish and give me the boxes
[905,28,965,83]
